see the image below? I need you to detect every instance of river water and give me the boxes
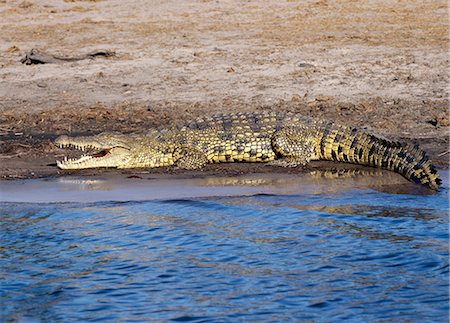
[1,169,449,322]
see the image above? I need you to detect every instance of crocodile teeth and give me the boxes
[57,143,94,151]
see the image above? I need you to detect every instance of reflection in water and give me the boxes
[199,168,403,189]
[57,178,114,191]
[2,167,442,204]
[58,167,429,195]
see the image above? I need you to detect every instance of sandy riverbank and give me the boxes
[0,0,448,179]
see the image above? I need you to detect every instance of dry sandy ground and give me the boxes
[0,0,448,180]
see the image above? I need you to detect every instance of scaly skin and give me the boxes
[55,112,441,190]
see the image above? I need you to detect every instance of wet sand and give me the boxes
[0,0,448,180]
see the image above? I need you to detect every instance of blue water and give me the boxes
[1,175,449,322]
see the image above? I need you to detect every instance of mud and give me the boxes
[0,0,448,180]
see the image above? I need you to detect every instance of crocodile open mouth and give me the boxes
[56,143,111,169]
[55,135,130,169]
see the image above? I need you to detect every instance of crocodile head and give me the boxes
[55,132,175,169]
[55,133,135,169]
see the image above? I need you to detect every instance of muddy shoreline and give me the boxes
[0,0,448,180]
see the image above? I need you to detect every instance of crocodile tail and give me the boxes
[316,123,441,190]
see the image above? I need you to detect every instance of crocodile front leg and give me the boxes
[269,127,318,167]
[173,146,209,170]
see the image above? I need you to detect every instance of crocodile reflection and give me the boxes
[56,167,428,195]
[57,178,113,191]
[199,168,392,186]
[199,168,424,195]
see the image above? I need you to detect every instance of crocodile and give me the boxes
[55,111,441,190]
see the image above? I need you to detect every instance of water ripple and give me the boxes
[1,185,448,322]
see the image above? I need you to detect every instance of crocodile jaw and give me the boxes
[56,147,131,169]
[56,135,131,169]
